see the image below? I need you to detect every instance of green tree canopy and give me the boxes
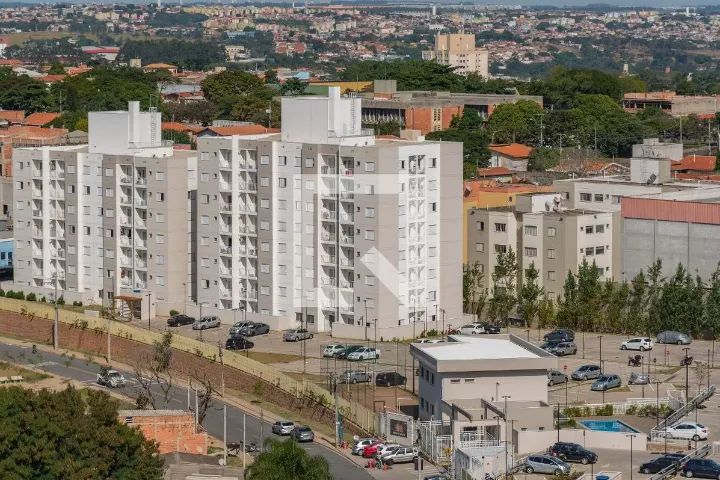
[201,70,279,125]
[246,438,332,480]
[0,386,164,479]
[487,99,544,145]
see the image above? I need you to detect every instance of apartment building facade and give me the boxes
[195,88,462,334]
[422,33,489,77]
[12,102,196,313]
[466,193,613,297]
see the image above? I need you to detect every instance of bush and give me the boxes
[26,293,36,302]
[39,297,46,303]
[56,297,65,306]
[426,329,439,337]
[4,290,13,299]
[14,291,24,300]
[594,404,614,416]
[169,309,179,316]
[72,301,83,307]
[626,404,638,415]
[0,289,5,297]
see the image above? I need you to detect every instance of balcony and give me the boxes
[321,254,336,264]
[322,278,337,287]
[220,289,232,299]
[134,238,147,249]
[120,176,132,184]
[340,235,354,245]
[135,258,147,269]
[219,181,231,192]
[220,202,232,213]
[32,188,43,198]
[321,232,335,242]
[32,248,43,258]
[32,210,43,218]
[50,190,64,200]
[340,258,354,268]
[220,266,232,276]
[55,249,65,259]
[340,192,354,201]
[134,217,146,229]
[340,212,354,223]
[134,197,147,208]
[246,248,257,257]
[135,177,147,186]
[120,256,132,267]
[220,247,232,256]
[33,228,42,237]
[219,224,231,234]
[120,196,132,206]
[32,169,42,177]
[120,278,132,288]
[342,168,354,177]
[120,236,132,247]
[340,279,354,289]
[50,170,65,180]
[321,210,336,220]
[51,210,64,220]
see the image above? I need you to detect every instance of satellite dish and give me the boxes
[647,173,657,184]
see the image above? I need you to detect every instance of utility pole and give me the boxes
[53,273,59,350]
[684,347,691,402]
[223,405,227,466]
[218,340,225,397]
[242,413,247,470]
[333,374,341,447]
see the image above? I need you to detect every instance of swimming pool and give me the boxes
[580,419,640,433]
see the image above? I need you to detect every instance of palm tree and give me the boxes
[245,438,332,480]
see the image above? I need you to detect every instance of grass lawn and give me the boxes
[0,361,48,382]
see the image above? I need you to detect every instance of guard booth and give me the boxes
[114,292,154,321]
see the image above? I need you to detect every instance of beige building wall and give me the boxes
[427,33,489,78]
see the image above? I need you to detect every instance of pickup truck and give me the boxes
[338,370,372,384]
[97,368,127,388]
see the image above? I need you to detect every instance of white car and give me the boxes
[352,438,377,455]
[323,344,346,358]
[374,444,400,458]
[620,337,653,351]
[460,324,485,335]
[661,421,708,441]
[347,347,380,361]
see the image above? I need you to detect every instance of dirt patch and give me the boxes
[244,351,302,364]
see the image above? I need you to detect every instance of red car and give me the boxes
[362,443,383,458]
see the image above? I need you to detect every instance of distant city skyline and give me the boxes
[0,0,717,6]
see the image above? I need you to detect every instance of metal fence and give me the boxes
[650,385,716,442]
[648,444,710,480]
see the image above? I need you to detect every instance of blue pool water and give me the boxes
[580,419,640,433]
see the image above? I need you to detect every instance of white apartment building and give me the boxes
[196,88,463,335]
[12,102,196,315]
[466,193,613,297]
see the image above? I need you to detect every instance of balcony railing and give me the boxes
[340,213,354,223]
[340,280,354,289]
[120,176,132,184]
[340,235,354,245]
[220,247,232,255]
[321,254,336,264]
[340,192,354,201]
[322,210,336,220]
[135,177,147,186]
[341,258,354,267]
[322,278,337,286]
[220,203,232,213]
[120,257,132,267]
[120,236,132,246]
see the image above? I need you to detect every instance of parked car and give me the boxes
[548,370,568,386]
[229,321,254,337]
[629,372,650,385]
[571,364,602,381]
[363,443,396,458]
[271,420,295,436]
[621,337,654,351]
[479,322,501,334]
[247,323,270,336]
[283,328,313,342]
[338,370,371,384]
[524,455,571,475]
[167,314,195,327]
[657,331,692,345]
[192,316,220,330]
[549,442,597,464]
[97,368,127,388]
[291,425,314,442]
[460,324,485,335]
[414,338,445,344]
[544,329,575,342]
[375,444,401,459]
[682,458,720,478]
[323,344,347,358]
[225,337,254,350]
[547,341,578,356]
[347,347,380,361]
[591,374,622,391]
[661,421,708,441]
[352,438,378,455]
[376,372,407,387]
[336,345,363,359]
[381,446,418,465]
[639,455,684,474]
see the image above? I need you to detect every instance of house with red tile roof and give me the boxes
[671,154,716,174]
[23,112,61,127]
[0,125,69,176]
[0,110,25,125]
[476,166,514,182]
[488,143,534,172]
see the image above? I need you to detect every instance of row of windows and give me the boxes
[524,225,557,237]
[579,192,621,204]
[583,224,607,234]
[419,397,435,416]
[21,161,165,181]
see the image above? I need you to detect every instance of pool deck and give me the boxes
[576,415,654,434]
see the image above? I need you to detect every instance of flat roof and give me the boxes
[410,334,556,373]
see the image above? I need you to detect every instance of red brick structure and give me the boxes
[118,410,208,455]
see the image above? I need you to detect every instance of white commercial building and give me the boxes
[195,88,463,337]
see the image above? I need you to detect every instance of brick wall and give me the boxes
[118,412,208,455]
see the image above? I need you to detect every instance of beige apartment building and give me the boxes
[422,33,489,77]
[11,102,196,315]
[466,193,613,297]
[195,88,463,337]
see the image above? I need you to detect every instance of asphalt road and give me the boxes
[0,341,372,480]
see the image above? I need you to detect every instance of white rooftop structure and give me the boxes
[419,335,539,361]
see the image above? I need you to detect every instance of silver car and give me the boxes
[283,328,314,342]
[291,425,314,442]
[547,341,577,356]
[271,420,295,435]
[352,438,378,455]
[591,374,622,391]
[525,455,571,475]
[548,369,568,386]
[192,316,220,330]
[229,321,254,337]
[338,370,372,384]
[656,331,692,345]
[381,446,418,464]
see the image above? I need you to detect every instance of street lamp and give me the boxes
[683,347,691,402]
[626,434,635,480]
[145,292,151,330]
[599,335,603,374]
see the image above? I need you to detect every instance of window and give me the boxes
[364,275,376,286]
[429,247,437,257]
[494,223,506,232]
[365,230,375,241]
[200,173,209,182]
[547,249,556,259]
[155,255,165,265]
[494,244,507,254]
[365,207,375,218]
[156,234,165,244]
[547,227,556,237]
[261,264,270,273]
[260,221,269,230]
[595,246,605,255]
[475,243,485,252]
[585,225,594,234]
[304,158,314,168]
[547,271,556,281]
[365,162,375,172]
[304,180,314,190]
[594,194,603,202]
[278,156,287,166]
[200,215,209,225]
[524,247,537,257]
[260,155,270,165]
[278,177,287,188]
[585,247,594,256]
[596,224,605,233]
[525,225,537,236]
[156,213,165,223]
[305,202,314,212]
[261,242,270,252]
[156,192,164,202]
[260,198,270,209]
[201,194,209,204]
[200,236,209,246]
[260,177,270,187]
[278,199,286,210]
[155,171,165,181]
[156,276,165,286]
[612,195,621,204]
[580,193,592,202]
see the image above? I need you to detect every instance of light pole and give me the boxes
[683,347,691,402]
[502,395,511,477]
[441,308,446,340]
[599,335,603,374]
[626,434,634,480]
[145,292,151,330]
[654,380,661,427]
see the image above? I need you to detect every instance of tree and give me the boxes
[704,264,720,341]
[426,111,491,178]
[537,293,556,329]
[463,262,487,321]
[517,263,543,327]
[133,331,174,410]
[246,438,332,480]
[201,71,278,124]
[487,247,519,326]
[281,78,307,96]
[576,259,603,332]
[527,147,561,171]
[264,69,279,84]
[0,71,50,112]
[0,386,163,479]
[487,100,544,145]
